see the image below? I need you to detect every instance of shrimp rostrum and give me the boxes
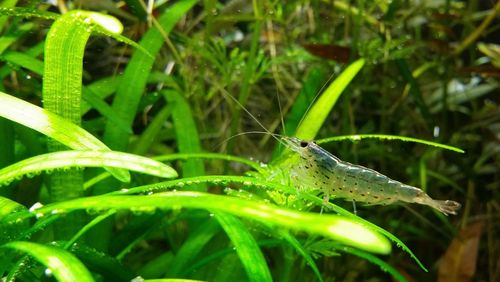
[281,137,461,215]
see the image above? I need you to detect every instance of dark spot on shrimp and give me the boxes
[360,193,365,197]
[349,190,353,193]
[324,175,330,179]
[373,196,379,199]
[300,141,308,147]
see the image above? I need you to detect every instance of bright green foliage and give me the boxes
[2,241,94,282]
[0,1,493,282]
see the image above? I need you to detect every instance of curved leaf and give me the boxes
[0,92,130,182]
[0,150,177,186]
[1,241,94,282]
[214,212,272,282]
[23,192,392,255]
[319,134,465,153]
[296,59,365,140]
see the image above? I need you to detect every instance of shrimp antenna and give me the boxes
[276,88,286,136]
[220,88,285,146]
[296,71,337,130]
[214,131,284,151]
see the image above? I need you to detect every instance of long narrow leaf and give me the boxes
[319,134,465,153]
[295,59,365,140]
[18,192,392,255]
[214,212,272,282]
[0,92,130,182]
[1,241,94,282]
[0,150,177,186]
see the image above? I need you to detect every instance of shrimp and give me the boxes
[281,137,461,215]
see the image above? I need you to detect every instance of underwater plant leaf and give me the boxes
[214,212,273,282]
[0,150,177,186]
[0,22,33,55]
[0,92,130,182]
[319,134,465,153]
[1,50,43,74]
[0,7,58,20]
[104,0,198,151]
[164,90,206,183]
[295,58,365,140]
[42,10,129,205]
[110,174,426,271]
[279,231,324,282]
[0,197,28,244]
[155,153,265,173]
[438,222,483,282]
[166,219,221,277]
[336,246,409,282]
[12,191,391,255]
[1,241,94,282]
[0,53,129,133]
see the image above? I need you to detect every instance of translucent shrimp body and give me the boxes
[282,137,461,215]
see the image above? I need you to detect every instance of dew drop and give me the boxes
[51,209,62,215]
[130,276,145,282]
[29,202,43,212]
[44,268,52,277]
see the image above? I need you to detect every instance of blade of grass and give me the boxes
[166,218,221,277]
[41,11,125,233]
[318,134,465,153]
[103,0,197,151]
[295,58,365,140]
[14,191,391,255]
[0,92,130,182]
[164,90,206,184]
[1,241,94,282]
[0,150,177,187]
[279,231,324,282]
[213,212,273,282]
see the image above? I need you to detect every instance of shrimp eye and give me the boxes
[300,141,309,148]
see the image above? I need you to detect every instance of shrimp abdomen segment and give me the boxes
[326,161,419,205]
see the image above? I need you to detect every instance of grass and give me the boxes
[0,1,498,281]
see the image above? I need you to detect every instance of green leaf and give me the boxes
[319,134,465,153]
[104,0,198,151]
[20,192,392,255]
[164,90,206,182]
[214,212,272,282]
[0,150,177,186]
[0,92,130,182]
[1,241,94,282]
[166,219,221,277]
[295,59,365,140]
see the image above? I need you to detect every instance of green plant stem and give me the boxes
[453,1,500,55]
